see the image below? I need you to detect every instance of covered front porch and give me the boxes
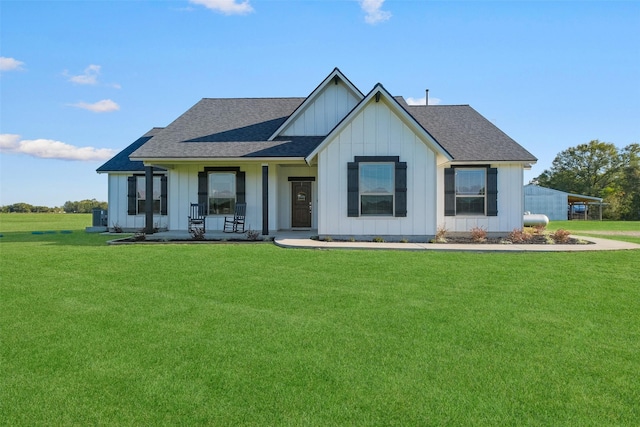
[143,162,318,235]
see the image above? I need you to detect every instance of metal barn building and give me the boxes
[524,184,603,221]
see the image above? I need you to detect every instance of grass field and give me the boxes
[0,212,92,232]
[1,215,639,425]
[548,220,640,244]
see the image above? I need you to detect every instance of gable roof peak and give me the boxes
[267,67,364,140]
[305,82,452,164]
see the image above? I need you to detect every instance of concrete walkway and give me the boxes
[114,229,639,252]
[274,235,640,252]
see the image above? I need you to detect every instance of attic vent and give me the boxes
[333,76,339,85]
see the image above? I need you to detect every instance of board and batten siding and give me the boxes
[281,81,360,136]
[437,163,525,234]
[109,163,317,233]
[165,163,270,232]
[317,98,438,239]
[106,173,167,231]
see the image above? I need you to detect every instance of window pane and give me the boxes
[359,163,394,216]
[136,177,146,200]
[360,164,394,194]
[456,169,485,195]
[209,172,236,215]
[361,195,393,216]
[152,176,161,200]
[456,197,485,215]
[137,176,161,214]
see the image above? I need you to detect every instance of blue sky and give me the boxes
[1,0,639,207]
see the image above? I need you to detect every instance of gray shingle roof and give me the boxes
[130,98,307,159]
[116,94,535,165]
[96,128,164,172]
[407,105,537,162]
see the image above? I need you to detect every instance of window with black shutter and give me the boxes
[127,174,167,215]
[347,156,407,217]
[197,167,246,215]
[444,166,497,216]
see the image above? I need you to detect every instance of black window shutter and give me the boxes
[486,167,498,216]
[160,175,168,215]
[236,171,246,204]
[444,168,455,216]
[197,171,208,215]
[347,162,359,217]
[395,162,407,217]
[127,176,137,215]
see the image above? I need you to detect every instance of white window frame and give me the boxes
[359,162,395,217]
[455,168,486,215]
[208,172,236,215]
[136,176,161,215]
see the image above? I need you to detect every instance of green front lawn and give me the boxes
[1,215,639,425]
[547,220,640,244]
[547,220,640,232]
[0,213,92,232]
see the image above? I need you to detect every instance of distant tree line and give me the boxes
[1,199,107,214]
[534,140,640,220]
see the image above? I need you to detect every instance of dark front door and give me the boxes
[291,181,312,228]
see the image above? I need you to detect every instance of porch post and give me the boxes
[145,165,154,234]
[262,164,269,236]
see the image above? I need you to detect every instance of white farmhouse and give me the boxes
[97,68,537,241]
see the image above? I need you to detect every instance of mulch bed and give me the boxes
[108,237,270,244]
[438,235,588,245]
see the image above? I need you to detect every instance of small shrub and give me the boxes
[246,229,261,241]
[373,236,385,243]
[508,228,532,243]
[469,226,487,243]
[400,237,409,243]
[323,236,333,242]
[435,225,448,243]
[349,236,356,242]
[551,228,571,244]
[112,222,123,233]
[533,224,546,235]
[133,232,146,241]
[189,228,206,241]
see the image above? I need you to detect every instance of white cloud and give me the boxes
[360,0,391,24]
[67,64,101,85]
[69,99,120,113]
[0,57,25,71]
[0,134,116,161]
[189,0,253,15]
[64,64,121,88]
[0,134,21,150]
[406,96,442,106]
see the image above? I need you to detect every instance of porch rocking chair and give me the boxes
[223,203,246,233]
[188,203,206,233]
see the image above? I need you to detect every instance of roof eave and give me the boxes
[134,157,310,165]
[447,159,537,165]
